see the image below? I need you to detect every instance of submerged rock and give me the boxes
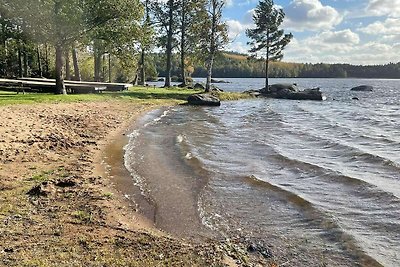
[351,85,373,91]
[211,79,230,84]
[187,93,221,106]
[253,83,325,101]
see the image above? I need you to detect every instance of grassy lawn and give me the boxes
[0,86,252,106]
[0,86,201,106]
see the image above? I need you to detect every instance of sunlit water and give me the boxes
[126,78,400,266]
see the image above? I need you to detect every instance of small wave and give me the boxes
[275,123,400,177]
[153,110,169,122]
[269,149,400,201]
[126,129,140,139]
[243,175,383,266]
[176,134,184,143]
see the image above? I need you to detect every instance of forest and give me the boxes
[1,0,399,96]
[0,0,228,93]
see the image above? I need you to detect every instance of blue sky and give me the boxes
[223,0,400,65]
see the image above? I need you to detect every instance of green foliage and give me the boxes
[246,0,292,86]
[72,210,93,223]
[246,0,292,61]
[30,170,55,182]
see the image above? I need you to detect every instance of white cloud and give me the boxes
[365,0,400,17]
[318,29,360,44]
[282,29,400,64]
[226,19,248,39]
[358,18,400,35]
[225,0,234,7]
[283,0,343,31]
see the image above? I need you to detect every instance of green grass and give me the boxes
[0,86,252,106]
[0,86,203,106]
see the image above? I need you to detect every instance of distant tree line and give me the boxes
[154,51,400,79]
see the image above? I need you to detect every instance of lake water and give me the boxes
[126,78,400,266]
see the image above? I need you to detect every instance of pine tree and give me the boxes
[246,0,292,88]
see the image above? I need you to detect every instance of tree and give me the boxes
[85,0,143,83]
[151,0,180,87]
[137,0,154,85]
[246,0,292,88]
[197,0,228,92]
[177,0,205,86]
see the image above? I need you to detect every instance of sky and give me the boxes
[223,0,400,65]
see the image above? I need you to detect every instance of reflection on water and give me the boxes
[127,78,400,266]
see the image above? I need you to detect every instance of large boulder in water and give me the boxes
[259,83,325,101]
[351,85,373,91]
[187,93,221,106]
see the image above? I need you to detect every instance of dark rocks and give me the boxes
[352,97,359,100]
[193,83,205,90]
[243,89,262,97]
[247,243,272,259]
[211,85,224,92]
[55,178,77,188]
[187,94,221,106]
[253,83,325,101]
[211,79,230,84]
[351,85,373,91]
[4,248,14,253]
[27,181,52,197]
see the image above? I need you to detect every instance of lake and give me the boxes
[126,78,400,266]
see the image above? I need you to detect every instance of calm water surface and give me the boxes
[126,78,400,266]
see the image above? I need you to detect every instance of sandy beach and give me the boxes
[0,99,275,266]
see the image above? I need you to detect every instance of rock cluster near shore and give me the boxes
[245,83,326,101]
[187,93,221,106]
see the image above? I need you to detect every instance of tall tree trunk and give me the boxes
[23,48,28,77]
[55,44,66,94]
[205,1,217,92]
[1,23,7,76]
[164,0,174,88]
[65,48,71,80]
[102,54,106,82]
[37,45,42,77]
[180,0,186,87]
[139,49,145,85]
[108,52,112,83]
[94,40,102,82]
[17,42,23,78]
[265,41,270,89]
[44,43,49,76]
[72,45,81,81]
[265,58,269,89]
[205,57,214,92]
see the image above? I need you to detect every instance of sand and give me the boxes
[0,100,274,266]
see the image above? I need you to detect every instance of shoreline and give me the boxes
[0,100,273,266]
[92,107,158,232]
